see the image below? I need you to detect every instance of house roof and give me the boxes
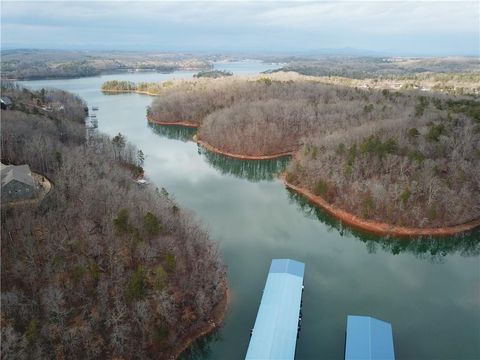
[0,96,12,105]
[1,163,35,188]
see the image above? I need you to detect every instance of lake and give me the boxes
[21,61,480,360]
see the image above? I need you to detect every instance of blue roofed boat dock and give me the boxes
[245,259,305,360]
[345,315,395,360]
[245,260,395,359]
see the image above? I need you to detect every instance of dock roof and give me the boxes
[245,259,305,360]
[345,315,395,360]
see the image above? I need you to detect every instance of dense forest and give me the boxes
[270,56,480,78]
[282,72,480,96]
[267,57,480,96]
[143,74,480,229]
[1,84,226,359]
[1,50,212,80]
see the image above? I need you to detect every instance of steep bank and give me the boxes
[283,175,480,237]
[195,135,294,160]
[148,116,199,128]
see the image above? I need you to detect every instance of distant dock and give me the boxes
[245,259,305,360]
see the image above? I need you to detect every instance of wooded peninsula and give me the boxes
[1,84,227,359]
[103,70,480,233]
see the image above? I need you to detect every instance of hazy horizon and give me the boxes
[1,1,479,57]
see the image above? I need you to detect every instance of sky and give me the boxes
[1,1,479,56]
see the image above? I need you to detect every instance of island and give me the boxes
[194,70,233,78]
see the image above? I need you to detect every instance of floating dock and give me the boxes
[245,259,305,360]
[345,315,395,360]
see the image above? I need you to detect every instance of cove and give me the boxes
[20,62,480,360]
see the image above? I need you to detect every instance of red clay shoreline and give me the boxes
[195,135,295,160]
[169,287,230,359]
[102,89,159,96]
[148,118,200,128]
[283,175,480,237]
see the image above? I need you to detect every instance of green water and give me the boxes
[21,64,480,359]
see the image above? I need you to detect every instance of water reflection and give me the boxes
[147,122,290,182]
[199,147,291,182]
[287,189,480,259]
[179,330,222,360]
[101,91,132,96]
[148,123,197,142]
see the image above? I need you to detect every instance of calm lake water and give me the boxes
[21,61,480,360]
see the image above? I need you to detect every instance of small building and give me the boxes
[245,259,305,360]
[345,315,395,360]
[1,96,12,110]
[1,163,38,203]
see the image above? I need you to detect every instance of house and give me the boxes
[1,96,12,110]
[1,163,38,203]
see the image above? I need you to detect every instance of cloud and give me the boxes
[1,1,478,55]
[256,2,477,33]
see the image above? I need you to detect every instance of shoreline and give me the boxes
[149,118,200,128]
[195,136,294,160]
[102,89,160,96]
[283,175,480,237]
[170,287,230,359]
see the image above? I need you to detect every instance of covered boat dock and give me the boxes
[345,315,395,360]
[245,259,305,360]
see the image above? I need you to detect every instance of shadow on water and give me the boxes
[287,189,480,260]
[179,328,223,360]
[199,147,291,182]
[148,123,197,142]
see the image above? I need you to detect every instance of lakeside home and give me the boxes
[1,163,37,203]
